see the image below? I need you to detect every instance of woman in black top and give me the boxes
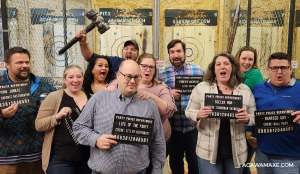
[36,65,91,174]
[83,55,115,97]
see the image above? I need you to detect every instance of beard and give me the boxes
[15,69,30,80]
[170,57,185,70]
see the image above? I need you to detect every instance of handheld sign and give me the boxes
[205,93,243,119]
[255,108,296,134]
[175,75,203,94]
[0,82,33,109]
[112,114,154,145]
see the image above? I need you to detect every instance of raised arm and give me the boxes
[75,28,93,60]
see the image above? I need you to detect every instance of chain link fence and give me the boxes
[224,0,291,80]
[1,0,92,88]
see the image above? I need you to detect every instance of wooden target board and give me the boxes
[231,10,285,80]
[162,9,217,70]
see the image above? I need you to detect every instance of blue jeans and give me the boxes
[255,149,300,174]
[167,129,199,174]
[198,155,243,174]
[92,169,146,174]
[47,155,91,174]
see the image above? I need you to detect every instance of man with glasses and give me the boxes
[252,52,300,173]
[75,29,139,76]
[73,60,166,174]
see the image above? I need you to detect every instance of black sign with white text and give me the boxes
[0,82,33,109]
[112,114,154,145]
[205,94,243,119]
[255,109,296,134]
[175,75,203,94]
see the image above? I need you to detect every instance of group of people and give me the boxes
[0,27,300,174]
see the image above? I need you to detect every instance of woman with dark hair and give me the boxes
[235,46,263,174]
[35,65,91,174]
[83,55,115,97]
[185,52,256,174]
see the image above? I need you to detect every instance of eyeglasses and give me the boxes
[119,71,141,82]
[139,64,155,71]
[268,66,290,72]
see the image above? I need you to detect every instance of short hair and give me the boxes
[167,39,186,54]
[62,65,84,89]
[83,55,114,94]
[136,53,159,87]
[204,52,243,89]
[268,52,291,66]
[235,46,258,69]
[4,47,31,63]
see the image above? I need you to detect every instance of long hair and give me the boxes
[62,65,84,89]
[204,52,243,89]
[235,46,258,69]
[136,53,159,87]
[83,55,114,95]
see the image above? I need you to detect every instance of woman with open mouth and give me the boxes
[235,46,263,174]
[185,52,256,174]
[83,55,115,98]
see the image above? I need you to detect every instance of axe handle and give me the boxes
[58,23,95,55]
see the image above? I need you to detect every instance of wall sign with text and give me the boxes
[255,108,295,134]
[205,94,243,119]
[0,82,33,109]
[175,75,203,94]
[99,8,152,25]
[165,9,218,26]
[112,114,154,145]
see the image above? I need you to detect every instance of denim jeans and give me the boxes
[198,155,243,174]
[255,148,300,174]
[92,168,146,174]
[47,155,91,174]
[167,129,199,174]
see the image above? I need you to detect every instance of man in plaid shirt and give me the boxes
[159,39,205,174]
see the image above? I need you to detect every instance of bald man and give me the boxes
[73,60,166,174]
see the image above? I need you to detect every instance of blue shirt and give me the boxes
[159,62,205,133]
[0,72,56,164]
[73,89,166,174]
[253,78,300,157]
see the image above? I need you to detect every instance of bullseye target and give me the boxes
[180,37,204,65]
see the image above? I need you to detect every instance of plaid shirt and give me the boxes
[159,62,205,133]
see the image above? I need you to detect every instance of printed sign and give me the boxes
[0,62,6,71]
[291,61,298,69]
[0,82,33,109]
[231,10,285,26]
[30,8,85,25]
[255,108,296,134]
[165,9,218,26]
[156,61,165,69]
[175,75,203,94]
[99,8,152,25]
[205,94,243,119]
[112,114,154,145]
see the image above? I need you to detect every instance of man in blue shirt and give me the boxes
[0,47,56,174]
[253,52,300,174]
[159,39,205,174]
[75,29,139,76]
[73,60,166,174]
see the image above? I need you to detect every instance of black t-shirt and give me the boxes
[51,91,90,161]
[217,86,233,156]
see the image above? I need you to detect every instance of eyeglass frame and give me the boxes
[139,64,156,71]
[268,66,291,72]
[119,71,142,82]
